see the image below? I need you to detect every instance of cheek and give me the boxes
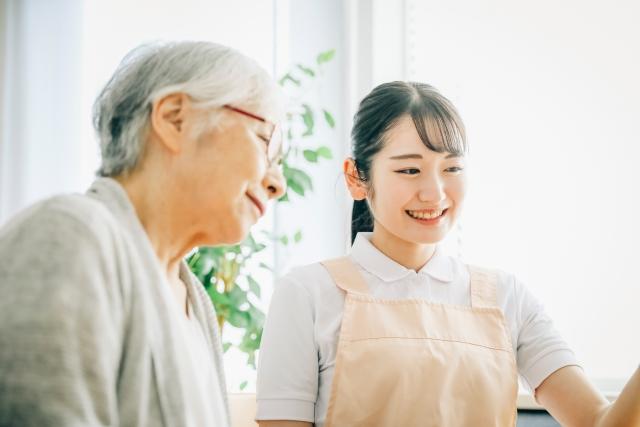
[371,175,415,215]
[447,176,467,205]
[201,136,264,187]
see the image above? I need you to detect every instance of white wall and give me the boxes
[403,0,640,386]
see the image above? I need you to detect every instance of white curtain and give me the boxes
[0,0,86,225]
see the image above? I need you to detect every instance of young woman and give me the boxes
[255,82,640,426]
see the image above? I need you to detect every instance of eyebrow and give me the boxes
[389,153,462,160]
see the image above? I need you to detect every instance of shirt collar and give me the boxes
[350,232,454,283]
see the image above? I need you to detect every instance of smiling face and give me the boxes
[174,101,286,246]
[348,114,467,249]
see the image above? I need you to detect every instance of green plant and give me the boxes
[187,49,336,387]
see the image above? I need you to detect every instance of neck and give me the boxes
[114,171,195,281]
[369,224,436,271]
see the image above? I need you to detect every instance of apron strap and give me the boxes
[321,257,370,295]
[467,265,499,308]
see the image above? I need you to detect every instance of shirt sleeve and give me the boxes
[256,273,318,422]
[0,204,124,426]
[514,277,580,394]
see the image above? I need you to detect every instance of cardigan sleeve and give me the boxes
[0,201,125,426]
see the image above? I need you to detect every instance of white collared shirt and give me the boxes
[256,233,578,426]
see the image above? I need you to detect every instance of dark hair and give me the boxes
[350,81,467,244]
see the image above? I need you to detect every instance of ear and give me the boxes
[150,93,191,153]
[343,158,368,201]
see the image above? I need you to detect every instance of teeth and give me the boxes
[407,209,444,220]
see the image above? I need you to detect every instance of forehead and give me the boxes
[237,85,285,124]
[230,103,279,129]
[379,115,464,162]
[382,115,428,153]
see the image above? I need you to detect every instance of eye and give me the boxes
[396,168,420,175]
[444,166,464,173]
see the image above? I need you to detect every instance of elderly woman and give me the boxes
[0,41,285,426]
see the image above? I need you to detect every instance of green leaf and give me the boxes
[222,342,232,353]
[259,262,273,272]
[247,275,261,298]
[287,179,305,196]
[247,353,257,369]
[227,285,247,306]
[294,230,303,243]
[278,192,289,202]
[316,49,336,65]
[287,167,313,191]
[323,109,335,128]
[296,64,315,77]
[300,104,314,136]
[187,251,201,269]
[278,73,300,86]
[239,381,248,391]
[316,146,333,159]
[228,309,251,328]
[280,235,289,245]
[243,233,257,251]
[207,286,231,306]
[303,149,318,163]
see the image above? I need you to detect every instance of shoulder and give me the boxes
[460,260,545,331]
[271,261,343,314]
[280,261,342,295]
[1,193,121,246]
[461,261,525,302]
[0,196,128,348]
[283,262,334,286]
[0,193,128,307]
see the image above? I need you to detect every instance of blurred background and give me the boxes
[1,0,638,410]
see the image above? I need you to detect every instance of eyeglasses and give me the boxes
[223,105,284,166]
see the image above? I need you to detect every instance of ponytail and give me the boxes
[351,199,373,244]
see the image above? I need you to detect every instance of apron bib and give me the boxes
[321,257,518,427]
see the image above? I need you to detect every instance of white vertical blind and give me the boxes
[405,0,640,385]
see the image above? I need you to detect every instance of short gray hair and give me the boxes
[93,41,282,177]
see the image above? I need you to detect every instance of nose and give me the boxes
[418,171,446,203]
[263,164,287,200]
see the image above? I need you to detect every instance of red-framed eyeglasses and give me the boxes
[223,105,284,166]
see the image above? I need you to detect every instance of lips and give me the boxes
[246,192,265,217]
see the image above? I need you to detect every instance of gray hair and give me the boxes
[93,41,282,177]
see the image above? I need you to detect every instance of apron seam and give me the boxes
[345,335,513,352]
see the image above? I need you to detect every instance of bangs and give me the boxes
[410,95,467,156]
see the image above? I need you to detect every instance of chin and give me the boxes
[197,223,248,247]
[402,235,444,245]
[397,229,449,246]
[222,222,253,245]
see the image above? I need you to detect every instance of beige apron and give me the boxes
[321,257,518,427]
